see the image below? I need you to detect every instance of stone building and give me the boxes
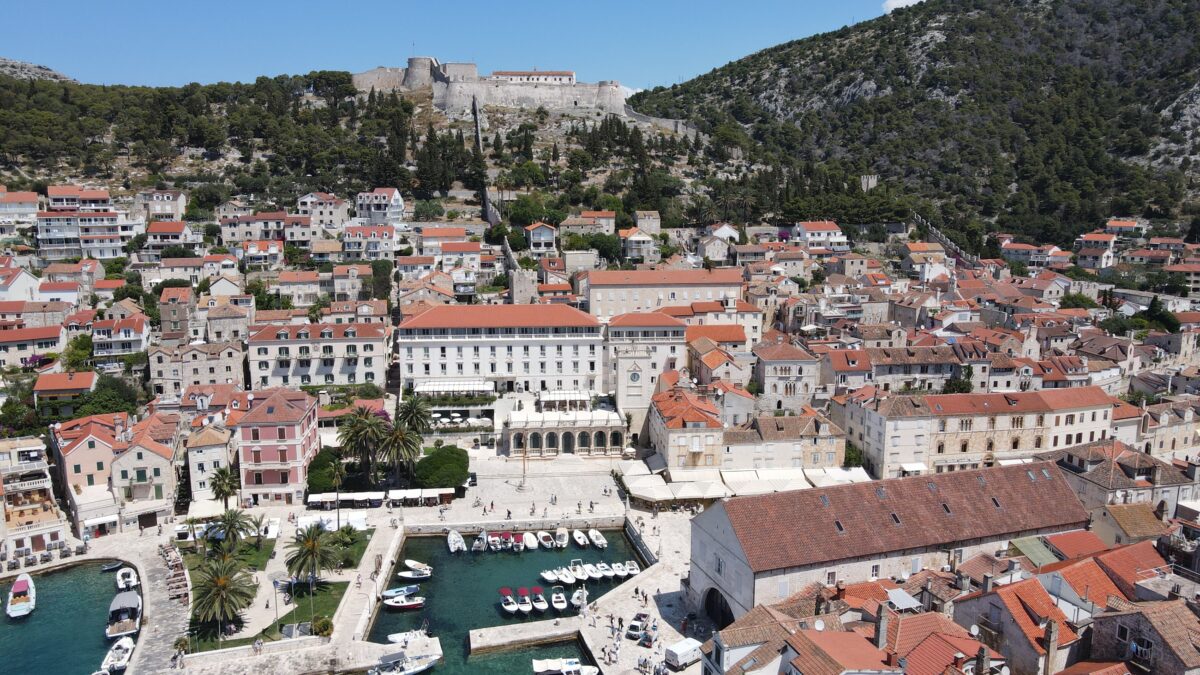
[752,339,820,410]
[149,342,245,398]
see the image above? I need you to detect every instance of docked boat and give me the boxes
[556,567,577,584]
[516,587,533,614]
[513,536,525,553]
[537,530,555,549]
[404,560,432,574]
[368,652,439,675]
[386,627,429,644]
[99,561,123,573]
[500,532,514,550]
[572,529,588,547]
[595,562,615,579]
[101,636,135,672]
[6,573,35,619]
[612,562,628,578]
[382,595,426,610]
[447,530,466,554]
[116,567,139,591]
[522,532,538,550]
[550,585,568,611]
[587,529,607,549]
[531,586,549,612]
[568,559,586,580]
[570,587,589,609]
[105,591,142,638]
[381,585,420,599]
[554,527,569,548]
[540,569,559,583]
[487,532,502,551]
[472,532,488,552]
[499,587,519,614]
[582,563,603,581]
[532,658,600,675]
[625,560,641,575]
[397,567,432,580]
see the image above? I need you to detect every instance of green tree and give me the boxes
[249,514,267,550]
[382,422,423,484]
[337,405,389,484]
[414,445,469,488]
[396,396,432,434]
[413,200,445,221]
[62,334,93,371]
[211,509,254,549]
[191,558,256,645]
[285,523,339,618]
[210,466,240,510]
[1059,293,1099,309]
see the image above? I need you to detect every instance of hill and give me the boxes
[0,57,74,82]
[631,0,1200,247]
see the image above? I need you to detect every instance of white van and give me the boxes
[665,637,703,669]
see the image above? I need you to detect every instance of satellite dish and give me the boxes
[1000,668,1010,675]
[969,624,980,637]
[813,619,825,631]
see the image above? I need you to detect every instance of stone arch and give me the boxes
[578,432,590,449]
[513,433,525,450]
[703,586,735,629]
[563,432,575,454]
[594,431,606,448]
[610,431,623,448]
[546,432,559,450]
[530,432,542,450]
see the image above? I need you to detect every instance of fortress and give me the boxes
[352,57,628,117]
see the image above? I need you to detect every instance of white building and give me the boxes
[36,210,145,261]
[397,304,602,394]
[792,221,849,252]
[342,225,398,261]
[0,189,39,229]
[0,436,69,556]
[248,323,389,389]
[132,189,187,222]
[296,192,350,229]
[356,187,405,226]
[185,425,233,502]
[220,211,315,249]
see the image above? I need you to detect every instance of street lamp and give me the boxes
[269,571,287,628]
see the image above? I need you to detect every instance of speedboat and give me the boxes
[397,567,431,580]
[612,562,628,578]
[105,591,142,638]
[595,562,615,579]
[570,586,588,609]
[488,532,502,551]
[516,587,533,614]
[625,560,641,575]
[556,567,576,584]
[116,567,139,591]
[381,585,420,599]
[499,587,519,614]
[572,529,588,547]
[582,563,603,581]
[447,530,466,554]
[532,658,600,675]
[500,532,514,550]
[99,561,123,573]
[6,573,35,618]
[368,651,439,675]
[513,536,525,553]
[588,529,607,549]
[531,586,549,612]
[537,531,555,549]
[540,569,559,583]
[554,527,569,548]
[101,636,135,672]
[386,627,429,644]
[568,559,586,580]
[404,560,432,574]
[382,595,426,610]
[550,585,568,611]
[472,532,488,552]
[522,532,538,550]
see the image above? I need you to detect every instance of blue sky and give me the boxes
[3,0,904,89]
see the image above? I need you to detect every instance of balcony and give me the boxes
[4,476,51,492]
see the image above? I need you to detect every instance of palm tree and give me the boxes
[183,516,203,552]
[396,396,432,434]
[250,514,267,550]
[209,538,240,565]
[382,422,423,485]
[212,509,254,551]
[285,523,338,620]
[192,558,255,646]
[337,405,389,484]
[330,460,347,530]
[210,466,240,510]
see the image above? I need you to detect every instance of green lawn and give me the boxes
[183,538,277,573]
[187,581,350,652]
[341,528,374,568]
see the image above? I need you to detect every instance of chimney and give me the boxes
[975,645,992,674]
[1042,620,1059,675]
[1008,559,1021,574]
[982,573,994,593]
[1187,460,1200,484]
[874,609,889,650]
[1152,463,1163,485]
[835,580,845,599]
[956,571,971,592]
[813,594,824,617]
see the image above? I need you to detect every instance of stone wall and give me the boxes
[436,80,626,117]
[352,67,408,92]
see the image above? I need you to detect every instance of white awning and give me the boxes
[537,389,591,402]
[887,588,923,611]
[617,460,650,477]
[83,514,119,527]
[626,474,672,502]
[899,462,926,473]
[306,493,336,504]
[387,489,422,500]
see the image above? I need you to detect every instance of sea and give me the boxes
[2,561,117,674]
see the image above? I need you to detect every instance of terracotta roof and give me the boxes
[398,304,598,330]
[719,462,1089,573]
[992,578,1080,653]
[160,286,193,302]
[0,326,61,343]
[608,312,685,328]
[753,340,816,361]
[38,282,79,292]
[586,268,743,286]
[1104,503,1172,540]
[1045,530,1110,560]
[785,630,898,673]
[1094,541,1167,597]
[420,227,466,238]
[236,389,315,425]
[796,220,842,232]
[1056,662,1134,675]
[651,388,721,429]
[161,258,204,268]
[825,349,872,372]
[34,371,96,393]
[685,324,746,345]
[441,241,481,253]
[187,425,231,448]
[147,220,187,234]
[277,271,319,283]
[903,632,1002,675]
[1038,557,1126,610]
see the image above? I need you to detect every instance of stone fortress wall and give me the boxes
[353,56,627,117]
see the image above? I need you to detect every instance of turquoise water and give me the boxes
[1,561,119,675]
[368,532,641,673]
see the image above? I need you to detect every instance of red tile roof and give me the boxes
[147,220,187,234]
[249,323,386,342]
[651,388,721,429]
[441,241,481,253]
[34,371,97,393]
[797,220,841,232]
[587,268,743,286]
[992,578,1080,653]
[685,324,746,345]
[1045,530,1109,560]
[420,227,467,238]
[398,304,598,330]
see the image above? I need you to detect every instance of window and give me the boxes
[1116,624,1129,642]
[991,497,1001,508]
[890,513,901,525]
[834,520,845,533]
[826,571,836,585]
[73,463,81,474]
[870,564,880,578]
[960,441,968,453]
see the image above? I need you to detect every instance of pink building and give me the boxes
[232,388,319,506]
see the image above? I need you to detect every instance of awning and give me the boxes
[618,460,651,477]
[887,588,923,611]
[387,489,422,500]
[306,493,336,504]
[899,463,926,473]
[625,475,672,502]
[83,514,119,527]
[670,481,727,500]
[187,499,225,519]
[413,380,495,394]
[537,389,590,402]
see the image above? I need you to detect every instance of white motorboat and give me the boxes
[472,532,488,552]
[116,567,139,591]
[572,529,588,547]
[568,559,586,580]
[487,533,502,551]
[522,532,538,550]
[404,559,432,574]
[532,658,600,675]
[397,567,431,580]
[368,652,440,675]
[513,536,525,553]
[386,627,429,644]
[499,587,519,614]
[381,585,420,599]
[582,563,603,581]
[516,587,533,614]
[6,573,35,619]
[625,560,641,575]
[105,591,142,638]
[587,529,607,549]
[554,527,569,548]
[531,586,549,612]
[447,530,466,554]
[550,585,568,611]
[595,562,615,579]
[382,595,426,610]
[612,562,628,578]
[540,569,559,583]
[500,532,514,550]
[570,587,588,609]
[537,531,555,549]
[555,567,577,584]
[101,636,135,672]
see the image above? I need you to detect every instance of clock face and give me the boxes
[630,372,640,382]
